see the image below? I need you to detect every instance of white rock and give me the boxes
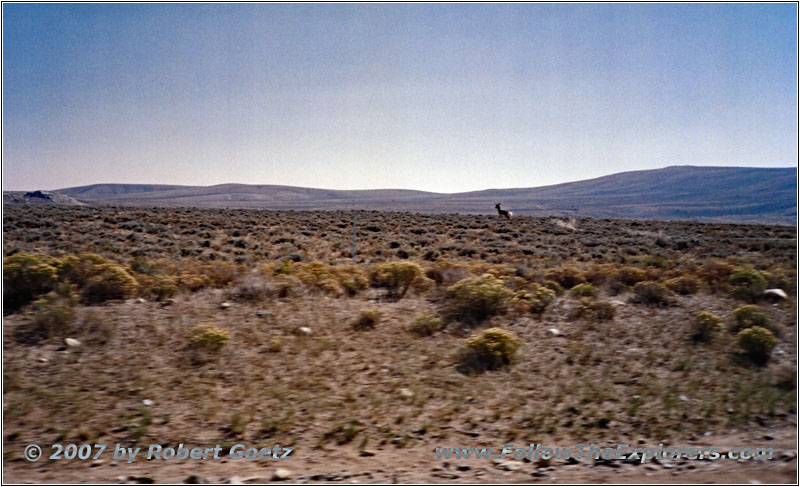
[678,395,689,402]
[764,289,787,299]
[142,399,154,407]
[398,388,414,398]
[135,298,146,303]
[220,302,232,309]
[298,327,312,335]
[610,300,626,306]
[65,338,82,348]
[272,468,292,481]
[547,328,562,336]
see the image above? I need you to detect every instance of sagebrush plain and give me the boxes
[2,204,797,483]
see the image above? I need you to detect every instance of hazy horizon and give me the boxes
[2,164,797,194]
[3,3,797,193]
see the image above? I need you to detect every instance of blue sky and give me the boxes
[2,3,797,192]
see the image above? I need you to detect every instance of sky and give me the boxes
[2,3,797,193]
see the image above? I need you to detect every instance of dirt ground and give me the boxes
[3,424,797,484]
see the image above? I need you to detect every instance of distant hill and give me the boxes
[3,190,86,207]
[43,166,797,225]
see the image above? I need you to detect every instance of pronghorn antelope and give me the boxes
[495,203,512,221]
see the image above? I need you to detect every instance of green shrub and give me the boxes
[570,283,599,298]
[369,262,428,298]
[631,281,672,306]
[692,312,722,342]
[352,309,381,331]
[459,328,523,373]
[3,252,59,311]
[730,305,769,333]
[736,326,777,364]
[191,325,230,352]
[729,267,767,302]
[444,273,515,324]
[408,314,445,336]
[664,276,701,295]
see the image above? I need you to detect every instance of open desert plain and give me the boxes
[2,203,797,484]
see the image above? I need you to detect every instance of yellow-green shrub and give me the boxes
[729,267,767,302]
[29,290,77,340]
[692,311,722,342]
[459,327,523,373]
[618,267,648,286]
[730,305,769,333]
[352,309,381,331]
[191,325,230,352]
[408,314,445,336]
[576,298,615,321]
[544,266,585,288]
[736,326,777,364]
[631,281,672,306]
[370,262,429,298]
[665,276,701,295]
[81,264,139,304]
[3,252,59,310]
[444,273,515,323]
[529,285,556,314]
[584,264,619,286]
[570,283,599,298]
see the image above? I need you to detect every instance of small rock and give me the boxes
[90,459,104,468]
[456,465,470,471]
[748,480,762,484]
[764,435,774,441]
[535,457,552,468]
[161,298,177,307]
[496,460,524,471]
[359,449,376,457]
[678,395,689,402]
[65,338,82,348]
[142,399,154,407]
[610,300,626,306]
[220,302,232,309]
[135,298,146,303]
[432,472,459,479]
[531,471,549,478]
[764,289,787,299]
[546,328,562,337]
[222,476,245,484]
[398,388,414,398]
[37,357,48,363]
[298,327,312,335]
[272,469,292,481]
[256,310,272,317]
